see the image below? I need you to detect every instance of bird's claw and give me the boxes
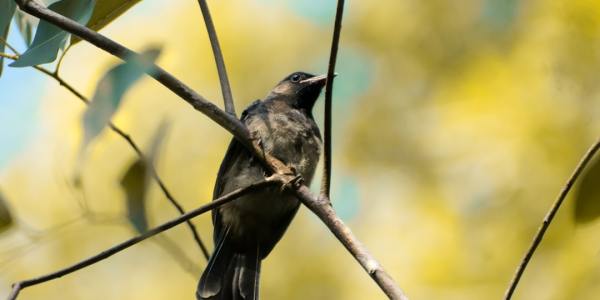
[266,172,303,192]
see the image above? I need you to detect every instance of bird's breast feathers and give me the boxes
[245,106,321,183]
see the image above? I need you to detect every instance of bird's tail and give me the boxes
[197,229,261,300]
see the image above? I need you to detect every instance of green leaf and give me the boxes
[80,48,161,152]
[121,159,149,233]
[72,0,142,45]
[574,156,600,223]
[148,119,170,163]
[0,190,13,234]
[10,0,95,67]
[0,0,17,76]
[14,8,35,46]
[119,123,170,233]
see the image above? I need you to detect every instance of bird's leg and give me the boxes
[266,165,304,192]
[251,132,304,191]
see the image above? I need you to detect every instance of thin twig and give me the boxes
[195,0,236,116]
[6,180,275,300]
[320,0,344,198]
[504,137,600,300]
[0,36,19,54]
[0,47,210,259]
[53,43,71,75]
[15,1,407,298]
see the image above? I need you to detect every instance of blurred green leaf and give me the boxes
[574,157,600,223]
[81,47,161,152]
[14,8,35,46]
[148,120,170,163]
[0,190,13,234]
[72,0,142,45]
[119,122,170,233]
[121,159,148,233]
[0,0,16,77]
[9,0,95,67]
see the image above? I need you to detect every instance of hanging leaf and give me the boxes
[148,119,170,163]
[0,190,13,234]
[9,0,95,67]
[574,156,600,223]
[119,123,171,233]
[14,8,35,46]
[0,0,16,77]
[80,47,161,153]
[72,0,142,45]
[121,159,149,233]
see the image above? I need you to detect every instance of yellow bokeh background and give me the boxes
[2,0,600,299]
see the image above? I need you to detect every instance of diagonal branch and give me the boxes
[195,0,235,116]
[296,188,408,299]
[14,1,408,298]
[320,0,344,198]
[504,137,600,300]
[6,180,276,300]
[0,49,210,260]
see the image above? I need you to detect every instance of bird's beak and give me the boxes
[299,73,337,85]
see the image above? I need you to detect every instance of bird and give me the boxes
[196,72,328,300]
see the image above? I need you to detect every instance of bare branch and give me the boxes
[14,1,408,298]
[6,180,276,300]
[505,137,600,299]
[195,0,236,116]
[320,0,344,197]
[296,189,409,300]
[0,47,210,260]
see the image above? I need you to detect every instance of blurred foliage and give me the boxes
[71,0,141,45]
[13,8,35,47]
[80,47,160,158]
[0,190,13,234]
[574,156,600,223]
[1,0,600,299]
[0,0,16,76]
[120,120,169,233]
[121,159,148,233]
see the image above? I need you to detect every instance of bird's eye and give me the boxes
[290,74,302,83]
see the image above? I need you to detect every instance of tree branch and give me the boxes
[195,0,236,116]
[6,180,276,300]
[0,48,211,260]
[320,0,344,198]
[14,1,408,298]
[504,137,600,299]
[295,188,409,300]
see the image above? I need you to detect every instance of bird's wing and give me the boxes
[211,100,262,240]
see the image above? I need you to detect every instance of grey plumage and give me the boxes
[197,72,327,300]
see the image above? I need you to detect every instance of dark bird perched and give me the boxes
[197,72,328,300]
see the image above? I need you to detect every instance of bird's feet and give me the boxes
[266,166,304,192]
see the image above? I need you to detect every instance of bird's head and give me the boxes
[267,71,330,112]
